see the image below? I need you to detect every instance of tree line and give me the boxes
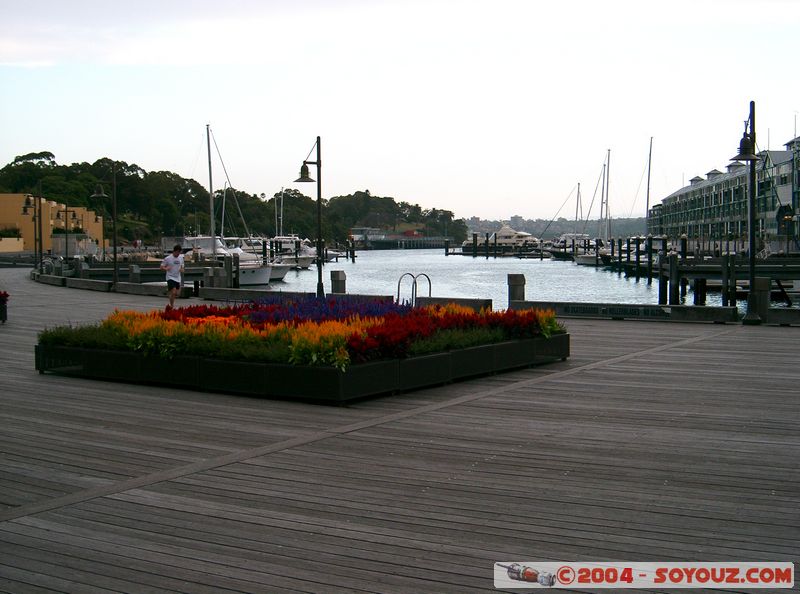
[0,152,469,245]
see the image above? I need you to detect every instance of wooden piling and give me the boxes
[669,253,680,305]
[693,278,707,305]
[721,254,729,307]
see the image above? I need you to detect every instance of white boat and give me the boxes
[461,224,539,253]
[185,235,272,285]
[224,238,290,281]
[574,252,608,266]
[271,234,317,269]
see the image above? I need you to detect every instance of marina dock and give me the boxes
[0,267,797,593]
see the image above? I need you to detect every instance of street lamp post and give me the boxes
[730,100,760,324]
[58,206,78,263]
[294,136,324,299]
[21,194,43,271]
[91,163,118,286]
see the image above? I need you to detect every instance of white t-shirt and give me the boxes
[162,253,184,282]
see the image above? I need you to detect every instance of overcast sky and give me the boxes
[1,0,798,221]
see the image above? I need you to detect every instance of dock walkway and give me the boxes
[0,268,797,593]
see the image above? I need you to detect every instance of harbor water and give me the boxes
[271,249,726,309]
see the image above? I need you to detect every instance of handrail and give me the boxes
[397,272,433,306]
[414,273,431,301]
[396,272,416,305]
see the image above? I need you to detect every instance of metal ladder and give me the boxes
[396,273,431,306]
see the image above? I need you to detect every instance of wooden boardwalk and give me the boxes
[0,268,797,593]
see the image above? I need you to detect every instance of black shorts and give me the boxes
[167,279,181,290]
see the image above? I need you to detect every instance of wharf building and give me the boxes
[647,137,799,255]
[0,193,105,257]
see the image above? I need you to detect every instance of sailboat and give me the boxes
[575,150,612,266]
[183,125,273,285]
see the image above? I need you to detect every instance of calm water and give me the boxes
[270,249,712,309]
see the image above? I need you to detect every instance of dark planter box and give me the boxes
[493,339,537,370]
[450,344,496,380]
[35,333,569,403]
[139,355,200,387]
[267,360,399,401]
[535,332,570,361]
[84,349,142,381]
[398,353,451,390]
[199,358,269,395]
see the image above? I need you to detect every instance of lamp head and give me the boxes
[294,163,315,183]
[731,133,758,162]
[91,184,108,199]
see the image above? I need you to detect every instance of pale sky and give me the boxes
[1,0,798,221]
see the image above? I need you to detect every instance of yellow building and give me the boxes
[0,193,105,255]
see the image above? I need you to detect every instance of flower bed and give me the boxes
[36,296,569,402]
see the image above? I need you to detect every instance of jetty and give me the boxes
[0,267,797,592]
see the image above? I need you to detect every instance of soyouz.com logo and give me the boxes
[493,562,794,589]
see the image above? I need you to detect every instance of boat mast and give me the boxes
[574,182,581,236]
[599,159,606,240]
[606,149,612,241]
[206,124,216,257]
[645,137,653,217]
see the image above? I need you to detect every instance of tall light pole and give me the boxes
[730,100,760,324]
[91,162,118,286]
[294,136,324,299]
[21,194,42,271]
[58,206,77,264]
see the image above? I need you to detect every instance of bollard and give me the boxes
[232,253,240,288]
[223,256,233,288]
[444,239,450,256]
[215,267,227,288]
[129,264,141,284]
[472,233,478,258]
[507,274,526,305]
[751,276,770,322]
[635,240,641,280]
[485,233,490,259]
[330,270,346,294]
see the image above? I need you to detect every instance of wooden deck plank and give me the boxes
[1,267,798,592]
